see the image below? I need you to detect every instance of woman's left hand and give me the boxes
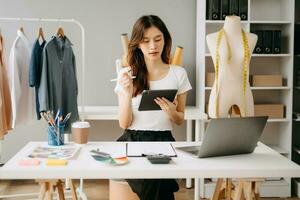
[154,97,177,116]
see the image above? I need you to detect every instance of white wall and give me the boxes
[0,0,197,162]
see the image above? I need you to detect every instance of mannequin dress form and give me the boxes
[206,16,257,118]
[206,16,262,200]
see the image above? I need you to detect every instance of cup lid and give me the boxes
[72,121,90,128]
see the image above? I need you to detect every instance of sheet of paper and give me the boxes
[28,145,80,160]
[127,142,176,157]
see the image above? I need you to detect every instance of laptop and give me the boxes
[177,116,268,158]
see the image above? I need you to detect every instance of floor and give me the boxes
[0,179,299,200]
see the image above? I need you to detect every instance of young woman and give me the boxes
[115,15,192,200]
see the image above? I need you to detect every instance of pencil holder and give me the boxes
[47,125,65,146]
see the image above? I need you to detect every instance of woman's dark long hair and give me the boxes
[127,15,172,97]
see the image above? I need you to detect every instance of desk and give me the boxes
[1,142,300,200]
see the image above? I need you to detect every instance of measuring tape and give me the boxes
[214,28,250,117]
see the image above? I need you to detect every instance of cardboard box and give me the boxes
[254,104,285,119]
[252,75,283,87]
[206,73,215,87]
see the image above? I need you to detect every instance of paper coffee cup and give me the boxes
[72,121,90,144]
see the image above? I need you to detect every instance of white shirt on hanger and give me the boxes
[8,30,35,128]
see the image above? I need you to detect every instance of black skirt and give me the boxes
[117,129,179,200]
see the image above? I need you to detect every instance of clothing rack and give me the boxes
[0,17,87,200]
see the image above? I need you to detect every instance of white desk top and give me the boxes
[1,142,300,179]
[78,106,207,120]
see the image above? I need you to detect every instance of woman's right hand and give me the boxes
[119,72,133,96]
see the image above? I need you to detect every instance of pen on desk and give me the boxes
[110,76,136,82]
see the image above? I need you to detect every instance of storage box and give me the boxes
[293,179,300,197]
[206,73,215,87]
[254,104,285,119]
[252,75,283,87]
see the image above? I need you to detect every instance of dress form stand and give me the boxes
[206,16,262,200]
[207,16,257,118]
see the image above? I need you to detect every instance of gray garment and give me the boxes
[38,36,79,132]
[29,39,46,120]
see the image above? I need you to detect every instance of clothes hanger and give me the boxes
[19,27,25,33]
[37,27,45,42]
[56,27,65,38]
[56,19,65,38]
[19,18,25,34]
[37,19,45,42]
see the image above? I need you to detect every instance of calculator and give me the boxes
[146,154,171,164]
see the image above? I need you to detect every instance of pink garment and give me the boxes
[0,34,12,139]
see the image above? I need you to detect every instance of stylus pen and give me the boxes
[110,76,136,82]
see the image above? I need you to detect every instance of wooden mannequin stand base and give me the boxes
[212,178,263,200]
[36,179,78,200]
[211,106,263,200]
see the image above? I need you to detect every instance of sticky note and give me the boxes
[46,159,68,166]
[19,159,40,166]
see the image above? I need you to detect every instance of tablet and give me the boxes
[138,89,178,111]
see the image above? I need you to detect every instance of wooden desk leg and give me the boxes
[238,180,262,200]
[211,178,234,200]
[45,182,53,200]
[37,179,66,200]
[253,181,260,200]
[38,182,46,200]
[212,178,223,200]
[69,179,78,200]
[56,180,65,200]
[233,181,244,200]
[226,179,232,200]
[244,181,252,200]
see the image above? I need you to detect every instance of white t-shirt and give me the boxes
[115,65,192,131]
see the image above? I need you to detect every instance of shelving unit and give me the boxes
[197,0,294,198]
[205,53,292,57]
[205,86,290,90]
[292,0,300,197]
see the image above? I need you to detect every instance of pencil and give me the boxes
[110,76,136,82]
